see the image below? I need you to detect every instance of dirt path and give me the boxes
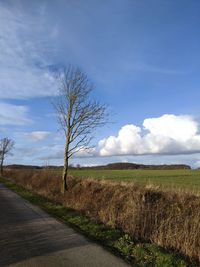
[0,184,130,267]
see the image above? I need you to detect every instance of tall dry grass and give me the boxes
[4,168,200,263]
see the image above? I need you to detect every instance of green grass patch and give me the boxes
[68,169,200,193]
[0,176,198,267]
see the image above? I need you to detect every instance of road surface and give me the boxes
[0,183,130,267]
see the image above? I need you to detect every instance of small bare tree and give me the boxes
[53,66,108,193]
[0,138,14,176]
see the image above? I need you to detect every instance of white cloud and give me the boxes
[99,125,144,155]
[24,131,50,141]
[9,143,64,165]
[37,145,95,161]
[0,2,57,99]
[194,161,200,168]
[143,114,197,142]
[0,103,32,125]
[99,114,200,156]
[35,144,64,161]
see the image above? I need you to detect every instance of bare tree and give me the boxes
[53,66,108,193]
[0,138,14,176]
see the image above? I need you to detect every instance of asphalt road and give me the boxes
[0,183,130,267]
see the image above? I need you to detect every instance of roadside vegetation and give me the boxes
[2,168,200,266]
[0,175,197,267]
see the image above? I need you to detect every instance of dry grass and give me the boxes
[4,168,200,263]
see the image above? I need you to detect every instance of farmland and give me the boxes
[68,169,200,192]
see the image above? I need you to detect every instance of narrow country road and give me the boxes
[0,184,130,267]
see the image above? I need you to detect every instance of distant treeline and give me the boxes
[77,162,191,170]
[6,162,191,170]
[5,164,42,169]
[5,164,63,170]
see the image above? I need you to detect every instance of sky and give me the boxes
[0,0,200,167]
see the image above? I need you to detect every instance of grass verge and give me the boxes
[0,176,198,267]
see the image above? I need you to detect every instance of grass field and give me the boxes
[68,169,200,192]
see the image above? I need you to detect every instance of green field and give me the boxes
[68,169,200,192]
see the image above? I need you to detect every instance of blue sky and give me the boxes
[1,0,200,167]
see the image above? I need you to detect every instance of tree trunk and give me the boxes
[0,160,3,176]
[62,141,69,193]
[62,158,68,193]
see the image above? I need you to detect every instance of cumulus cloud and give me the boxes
[99,114,200,156]
[0,103,32,125]
[24,131,50,141]
[143,114,198,142]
